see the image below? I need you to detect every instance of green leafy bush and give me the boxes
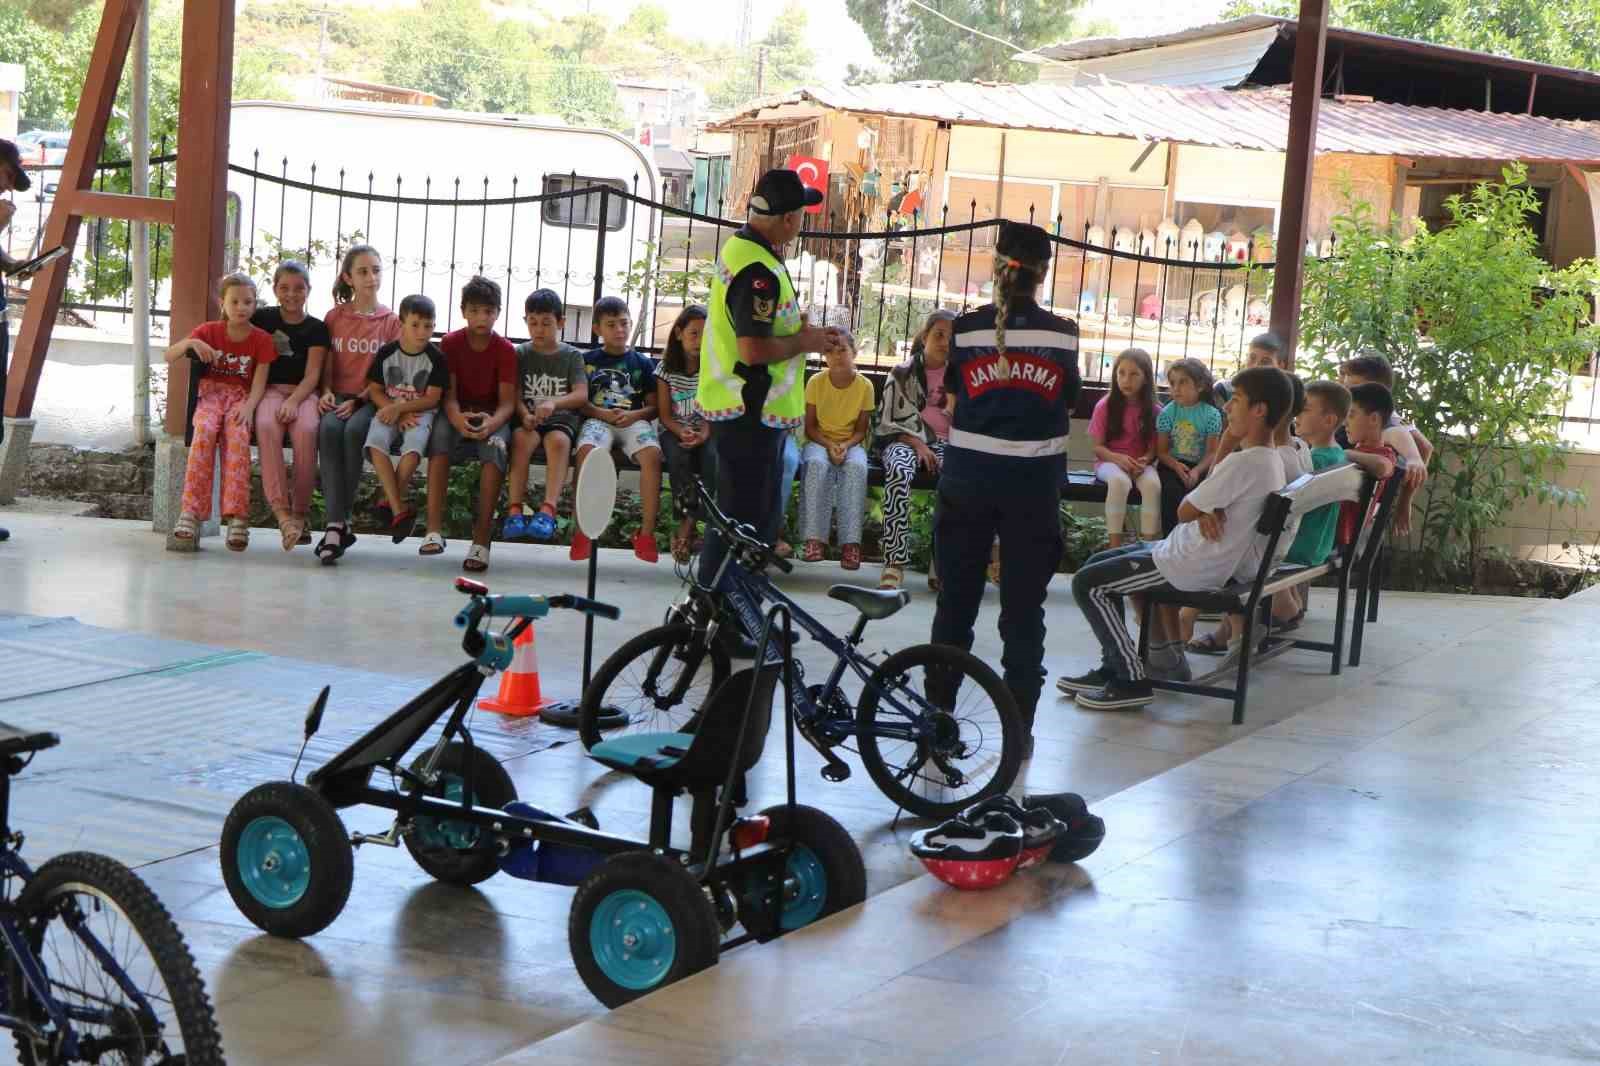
[1299,164,1598,590]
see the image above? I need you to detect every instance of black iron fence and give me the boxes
[6,149,1598,439]
[7,150,1278,384]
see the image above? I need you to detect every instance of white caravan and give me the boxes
[226,100,661,343]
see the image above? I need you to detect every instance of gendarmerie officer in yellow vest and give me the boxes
[697,168,836,650]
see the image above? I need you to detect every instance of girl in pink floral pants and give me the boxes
[165,273,278,549]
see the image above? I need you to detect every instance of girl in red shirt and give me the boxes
[164,273,278,549]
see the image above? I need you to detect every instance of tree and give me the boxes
[844,0,1079,83]
[709,2,816,109]
[378,0,541,114]
[1298,165,1598,589]
[0,4,79,130]
[1224,0,1600,71]
[540,63,626,131]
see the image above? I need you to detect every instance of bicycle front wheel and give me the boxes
[579,624,731,750]
[856,643,1023,819]
[8,851,225,1066]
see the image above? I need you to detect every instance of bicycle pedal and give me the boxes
[820,763,851,783]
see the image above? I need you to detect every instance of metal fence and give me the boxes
[7,150,1275,383]
[8,150,1600,442]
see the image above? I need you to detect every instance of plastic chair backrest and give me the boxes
[676,666,779,785]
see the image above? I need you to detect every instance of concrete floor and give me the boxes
[0,507,1558,1065]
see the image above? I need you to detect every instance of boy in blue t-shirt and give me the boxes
[571,295,662,563]
[1154,357,1223,534]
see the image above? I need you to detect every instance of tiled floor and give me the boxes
[0,508,1559,1064]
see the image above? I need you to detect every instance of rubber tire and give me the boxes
[220,780,354,938]
[578,624,731,750]
[9,851,226,1066]
[856,643,1024,820]
[403,741,518,886]
[568,850,721,1009]
[757,803,866,930]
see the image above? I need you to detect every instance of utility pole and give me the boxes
[313,9,333,100]
[130,0,151,446]
[736,0,753,50]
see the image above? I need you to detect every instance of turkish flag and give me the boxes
[785,154,829,214]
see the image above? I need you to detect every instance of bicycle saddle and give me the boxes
[827,584,910,620]
[0,722,59,757]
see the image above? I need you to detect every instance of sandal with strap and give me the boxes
[1186,632,1229,655]
[879,565,904,590]
[840,544,862,571]
[670,532,692,565]
[802,539,825,563]
[278,515,305,552]
[315,526,349,566]
[173,513,199,541]
[225,518,249,553]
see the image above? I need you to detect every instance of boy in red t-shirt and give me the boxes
[1339,382,1399,544]
[421,276,518,572]
[165,273,278,549]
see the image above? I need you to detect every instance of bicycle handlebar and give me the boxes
[451,580,621,665]
[547,594,622,620]
[691,478,794,574]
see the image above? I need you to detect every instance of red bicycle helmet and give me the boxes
[910,810,1024,890]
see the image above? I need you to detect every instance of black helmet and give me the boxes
[996,220,1052,267]
[1023,792,1107,864]
[964,795,1065,869]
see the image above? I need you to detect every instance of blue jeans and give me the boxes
[775,433,800,540]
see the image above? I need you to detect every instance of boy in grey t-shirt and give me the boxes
[364,295,449,541]
[504,289,589,541]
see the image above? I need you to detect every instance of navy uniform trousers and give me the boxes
[929,473,1063,733]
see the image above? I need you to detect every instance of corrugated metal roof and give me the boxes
[714,82,1600,162]
[1023,16,1286,64]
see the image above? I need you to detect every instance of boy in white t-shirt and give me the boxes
[1058,366,1292,711]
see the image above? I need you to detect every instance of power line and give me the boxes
[903,0,1073,67]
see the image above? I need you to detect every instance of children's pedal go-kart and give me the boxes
[218,579,867,1008]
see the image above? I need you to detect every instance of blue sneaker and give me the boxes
[529,508,558,541]
[502,511,532,542]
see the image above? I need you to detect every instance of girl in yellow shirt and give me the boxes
[800,330,875,568]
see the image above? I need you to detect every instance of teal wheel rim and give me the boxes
[780,844,827,930]
[588,889,677,991]
[414,775,481,851]
[236,815,311,909]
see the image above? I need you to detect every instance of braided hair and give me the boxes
[991,222,1053,354]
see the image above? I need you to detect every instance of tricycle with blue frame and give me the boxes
[218,579,866,1008]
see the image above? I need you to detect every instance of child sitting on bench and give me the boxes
[1056,366,1292,711]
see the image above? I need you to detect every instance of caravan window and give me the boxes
[542,175,628,231]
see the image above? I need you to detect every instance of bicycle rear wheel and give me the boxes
[7,851,225,1066]
[578,624,731,750]
[856,643,1023,820]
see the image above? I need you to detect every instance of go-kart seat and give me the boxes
[828,584,910,620]
[589,666,778,793]
[0,722,59,759]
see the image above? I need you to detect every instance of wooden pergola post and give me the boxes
[1269,0,1330,368]
[0,0,236,522]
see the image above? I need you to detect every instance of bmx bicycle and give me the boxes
[0,725,224,1064]
[576,478,1024,820]
[218,579,865,1008]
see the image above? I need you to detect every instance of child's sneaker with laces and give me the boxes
[1056,666,1112,696]
[1075,678,1155,711]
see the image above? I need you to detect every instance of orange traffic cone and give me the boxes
[479,624,554,717]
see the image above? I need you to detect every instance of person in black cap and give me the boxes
[930,221,1081,757]
[0,138,33,545]
[695,167,836,653]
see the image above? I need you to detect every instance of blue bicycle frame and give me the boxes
[692,529,934,753]
[0,763,166,1058]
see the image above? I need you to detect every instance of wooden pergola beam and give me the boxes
[1269,0,1330,367]
[4,0,235,433]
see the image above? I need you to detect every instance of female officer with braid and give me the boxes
[930,222,1081,758]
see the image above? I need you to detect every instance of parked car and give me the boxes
[16,130,69,166]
